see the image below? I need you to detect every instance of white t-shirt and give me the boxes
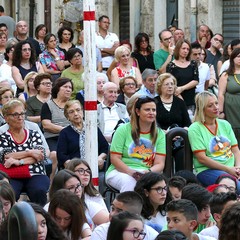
[199,225,219,240]
[196,62,210,93]
[219,59,229,76]
[91,221,158,240]
[144,212,167,233]
[84,193,108,212]
[95,31,119,68]
[0,63,16,93]
[64,222,91,240]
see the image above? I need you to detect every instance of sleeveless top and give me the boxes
[116,66,136,79]
[16,64,38,97]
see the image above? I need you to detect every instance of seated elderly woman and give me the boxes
[188,91,240,190]
[116,76,138,106]
[155,73,191,171]
[57,100,108,170]
[0,99,50,206]
[106,96,166,192]
[110,46,142,87]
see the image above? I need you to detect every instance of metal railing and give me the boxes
[8,201,37,240]
[164,127,193,177]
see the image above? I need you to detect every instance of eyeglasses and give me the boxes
[66,183,83,193]
[219,184,236,192]
[163,82,174,87]
[150,186,168,194]
[124,229,146,239]
[7,112,26,119]
[124,83,136,87]
[163,36,173,42]
[213,37,223,44]
[72,54,82,60]
[74,168,91,175]
[41,82,52,86]
[22,48,31,52]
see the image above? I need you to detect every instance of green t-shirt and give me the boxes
[61,68,84,99]
[153,49,173,70]
[107,123,166,175]
[188,119,238,174]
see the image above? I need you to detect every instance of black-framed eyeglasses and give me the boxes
[163,36,173,42]
[74,168,91,175]
[124,229,146,239]
[7,112,26,119]
[150,186,168,194]
[219,184,236,192]
[66,183,83,193]
[124,83,136,87]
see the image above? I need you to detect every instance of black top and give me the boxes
[166,60,199,106]
[205,49,222,79]
[155,95,191,130]
[131,51,155,73]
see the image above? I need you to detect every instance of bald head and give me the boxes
[102,82,118,93]
[16,21,28,38]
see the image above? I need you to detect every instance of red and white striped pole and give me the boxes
[83,0,98,187]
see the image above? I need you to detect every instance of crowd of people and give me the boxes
[0,5,239,240]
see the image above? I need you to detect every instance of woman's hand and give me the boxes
[226,166,240,179]
[29,149,44,162]
[175,86,184,96]
[98,157,105,170]
[4,157,19,168]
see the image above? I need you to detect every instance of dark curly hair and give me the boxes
[134,172,168,219]
[57,26,74,43]
[134,32,152,53]
[12,40,36,67]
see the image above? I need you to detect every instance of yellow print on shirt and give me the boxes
[210,136,232,159]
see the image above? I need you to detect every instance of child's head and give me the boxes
[182,183,212,224]
[155,229,188,240]
[174,170,198,185]
[168,176,186,200]
[215,174,237,193]
[210,192,237,226]
[166,199,198,239]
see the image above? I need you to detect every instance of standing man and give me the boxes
[14,20,42,57]
[0,5,15,39]
[191,42,210,94]
[205,33,224,77]
[96,15,119,72]
[173,28,185,45]
[153,29,175,74]
[192,24,211,49]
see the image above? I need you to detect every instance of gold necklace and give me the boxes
[234,74,240,85]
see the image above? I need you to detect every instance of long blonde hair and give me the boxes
[130,96,158,145]
[193,91,217,123]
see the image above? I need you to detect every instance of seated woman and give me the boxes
[0,180,16,220]
[0,99,50,206]
[0,87,14,126]
[41,77,73,176]
[18,71,38,102]
[57,100,108,170]
[116,76,137,106]
[48,189,91,240]
[188,91,240,189]
[155,73,191,171]
[66,159,108,210]
[110,46,142,87]
[26,73,52,125]
[48,169,109,228]
[134,172,168,232]
[107,211,145,240]
[106,96,166,192]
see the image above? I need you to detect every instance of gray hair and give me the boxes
[142,68,158,82]
[96,72,109,83]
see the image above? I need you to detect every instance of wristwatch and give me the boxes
[19,159,24,166]
[55,57,60,61]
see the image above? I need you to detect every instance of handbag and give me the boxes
[0,164,31,179]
